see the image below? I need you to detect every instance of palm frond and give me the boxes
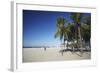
[54,29,61,38]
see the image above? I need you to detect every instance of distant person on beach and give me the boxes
[44,47,46,51]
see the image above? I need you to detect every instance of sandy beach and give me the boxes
[23,48,91,63]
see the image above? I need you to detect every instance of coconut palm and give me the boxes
[70,13,83,53]
[81,15,91,48]
[55,17,69,48]
[66,23,76,50]
[81,24,90,50]
[63,25,72,49]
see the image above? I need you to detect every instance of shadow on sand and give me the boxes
[59,48,91,57]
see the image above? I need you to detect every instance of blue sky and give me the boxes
[23,10,90,47]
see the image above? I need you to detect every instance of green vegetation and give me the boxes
[55,13,91,55]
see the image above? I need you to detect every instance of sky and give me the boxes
[23,10,90,48]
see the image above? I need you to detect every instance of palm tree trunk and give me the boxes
[67,41,68,49]
[64,39,66,49]
[78,26,83,53]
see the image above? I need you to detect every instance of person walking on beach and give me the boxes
[44,47,46,51]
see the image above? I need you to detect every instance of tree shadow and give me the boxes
[59,48,91,56]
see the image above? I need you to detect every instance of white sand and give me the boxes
[23,48,91,62]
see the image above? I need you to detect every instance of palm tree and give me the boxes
[63,25,71,49]
[81,24,90,50]
[82,15,91,49]
[66,23,76,50]
[55,17,68,48]
[70,13,83,53]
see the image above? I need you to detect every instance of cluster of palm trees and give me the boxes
[55,13,91,54]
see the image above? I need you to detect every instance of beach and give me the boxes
[23,48,91,63]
